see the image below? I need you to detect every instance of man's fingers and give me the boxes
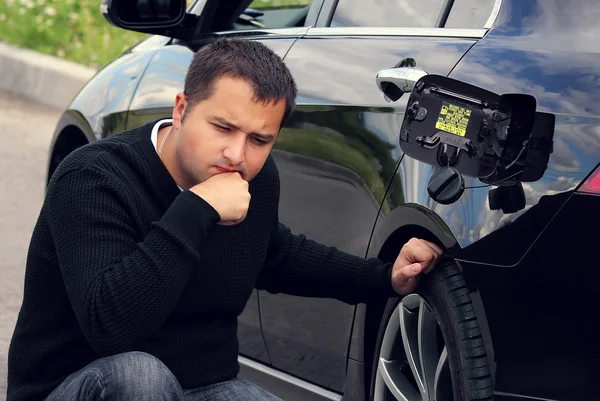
[394,239,447,295]
[395,263,422,282]
[423,240,444,257]
[410,239,444,273]
[404,239,439,272]
[392,263,422,294]
[417,239,444,258]
[421,241,444,273]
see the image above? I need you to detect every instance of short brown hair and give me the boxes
[184,38,297,125]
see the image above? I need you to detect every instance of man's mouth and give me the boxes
[215,166,240,174]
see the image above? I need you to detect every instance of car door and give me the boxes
[124,0,317,365]
[258,0,498,394]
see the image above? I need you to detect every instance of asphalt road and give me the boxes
[0,91,59,399]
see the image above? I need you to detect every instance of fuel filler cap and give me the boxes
[427,166,465,205]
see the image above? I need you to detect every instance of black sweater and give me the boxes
[7,120,396,401]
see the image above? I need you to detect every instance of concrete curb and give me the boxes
[0,42,96,111]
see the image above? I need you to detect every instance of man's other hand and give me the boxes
[391,238,444,295]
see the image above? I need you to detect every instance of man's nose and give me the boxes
[223,136,246,166]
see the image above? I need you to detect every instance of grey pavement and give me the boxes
[0,42,95,110]
[0,90,60,399]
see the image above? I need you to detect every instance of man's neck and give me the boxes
[157,126,191,190]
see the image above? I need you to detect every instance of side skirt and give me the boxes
[238,356,344,401]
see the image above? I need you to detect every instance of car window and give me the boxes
[330,0,446,28]
[444,0,496,29]
[189,0,312,30]
[238,0,313,29]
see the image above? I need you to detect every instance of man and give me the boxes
[7,38,443,400]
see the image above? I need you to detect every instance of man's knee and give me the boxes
[48,351,182,400]
[104,351,181,398]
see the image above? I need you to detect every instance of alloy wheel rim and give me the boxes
[374,294,453,401]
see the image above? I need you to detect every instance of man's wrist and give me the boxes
[362,260,398,301]
[160,190,220,247]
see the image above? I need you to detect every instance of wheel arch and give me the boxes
[368,204,460,263]
[352,204,495,400]
[47,110,95,187]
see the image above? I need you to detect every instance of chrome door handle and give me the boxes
[376,67,428,99]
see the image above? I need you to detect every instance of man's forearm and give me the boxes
[256,222,397,304]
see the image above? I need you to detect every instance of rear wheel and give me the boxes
[369,261,494,401]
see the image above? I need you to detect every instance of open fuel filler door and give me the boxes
[396,75,555,212]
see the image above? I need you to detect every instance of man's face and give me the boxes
[170,75,286,186]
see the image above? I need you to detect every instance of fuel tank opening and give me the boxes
[399,74,555,206]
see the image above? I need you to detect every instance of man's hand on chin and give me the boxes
[391,238,444,296]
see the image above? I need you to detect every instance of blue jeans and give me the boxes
[45,351,283,400]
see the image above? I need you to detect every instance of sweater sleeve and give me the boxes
[255,221,398,305]
[46,166,220,356]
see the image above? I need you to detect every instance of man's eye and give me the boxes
[213,124,229,132]
[253,137,268,145]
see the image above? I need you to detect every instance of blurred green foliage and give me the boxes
[277,108,403,215]
[0,0,311,69]
[275,128,388,209]
[0,0,148,69]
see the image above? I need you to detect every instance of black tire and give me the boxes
[368,260,495,400]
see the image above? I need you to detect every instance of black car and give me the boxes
[48,0,600,400]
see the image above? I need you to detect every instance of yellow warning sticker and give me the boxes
[435,102,471,137]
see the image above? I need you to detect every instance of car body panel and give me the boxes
[65,46,159,141]
[460,191,600,401]
[448,0,600,266]
[369,0,600,267]
[447,2,600,399]
[364,0,600,399]
[258,32,478,393]
[47,37,165,181]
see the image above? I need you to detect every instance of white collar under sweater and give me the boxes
[151,118,183,191]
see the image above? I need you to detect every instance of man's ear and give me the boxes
[172,92,188,129]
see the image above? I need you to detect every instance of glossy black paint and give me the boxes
[444,0,600,266]
[447,1,599,399]
[48,0,600,400]
[462,191,600,401]
[365,1,600,400]
[47,35,169,180]
[73,38,169,140]
[258,34,477,393]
